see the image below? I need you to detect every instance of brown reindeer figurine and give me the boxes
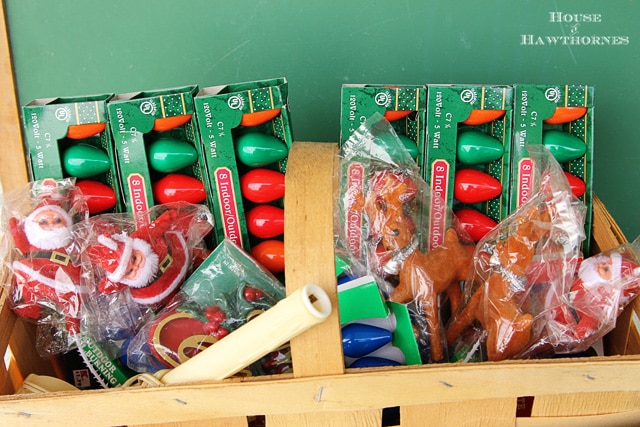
[363,170,474,362]
[389,228,475,362]
[446,204,551,361]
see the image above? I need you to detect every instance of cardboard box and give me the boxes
[21,93,121,213]
[106,85,206,226]
[511,84,594,252]
[424,85,513,249]
[339,84,426,166]
[193,78,293,253]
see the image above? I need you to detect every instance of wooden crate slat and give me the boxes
[1,357,640,425]
[267,410,382,427]
[400,398,517,427]
[530,390,640,417]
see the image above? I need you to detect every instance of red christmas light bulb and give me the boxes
[245,205,284,239]
[152,174,206,204]
[240,168,285,203]
[454,169,502,203]
[251,239,285,274]
[454,208,498,242]
[564,171,586,198]
[76,180,117,214]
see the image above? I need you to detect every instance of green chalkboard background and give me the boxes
[5,0,640,241]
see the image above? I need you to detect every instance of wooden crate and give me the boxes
[1,141,640,427]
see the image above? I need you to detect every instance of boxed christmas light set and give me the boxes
[193,77,292,269]
[21,93,121,215]
[339,84,427,164]
[422,84,513,249]
[106,85,206,225]
[511,84,594,252]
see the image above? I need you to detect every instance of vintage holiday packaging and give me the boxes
[193,77,292,255]
[107,85,208,226]
[511,84,594,252]
[339,84,427,166]
[423,85,513,249]
[21,93,121,214]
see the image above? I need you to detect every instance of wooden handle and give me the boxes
[284,142,344,378]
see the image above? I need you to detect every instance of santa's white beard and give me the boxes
[119,238,159,289]
[578,252,622,286]
[24,217,72,250]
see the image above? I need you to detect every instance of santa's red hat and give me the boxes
[128,231,189,306]
[89,232,135,283]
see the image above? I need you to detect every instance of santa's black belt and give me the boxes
[26,250,71,266]
[159,251,173,273]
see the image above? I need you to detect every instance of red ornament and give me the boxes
[454,169,502,203]
[214,327,230,339]
[246,205,284,239]
[148,311,215,368]
[243,286,264,302]
[205,306,226,325]
[152,174,206,204]
[454,208,498,242]
[240,168,285,203]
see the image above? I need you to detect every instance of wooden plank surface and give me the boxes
[283,142,344,378]
[531,391,640,418]
[518,407,640,427]
[0,1,28,192]
[138,418,248,427]
[401,398,517,427]
[591,194,627,253]
[2,357,640,426]
[275,141,367,425]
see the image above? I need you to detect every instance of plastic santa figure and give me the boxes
[86,204,212,307]
[549,247,640,352]
[8,184,87,337]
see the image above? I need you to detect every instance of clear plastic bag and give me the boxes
[1,179,88,356]
[336,114,474,363]
[74,202,214,347]
[546,237,640,354]
[124,239,289,376]
[446,145,587,361]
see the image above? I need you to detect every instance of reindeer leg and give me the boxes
[484,274,533,361]
[447,281,463,316]
[446,285,483,345]
[422,288,444,362]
